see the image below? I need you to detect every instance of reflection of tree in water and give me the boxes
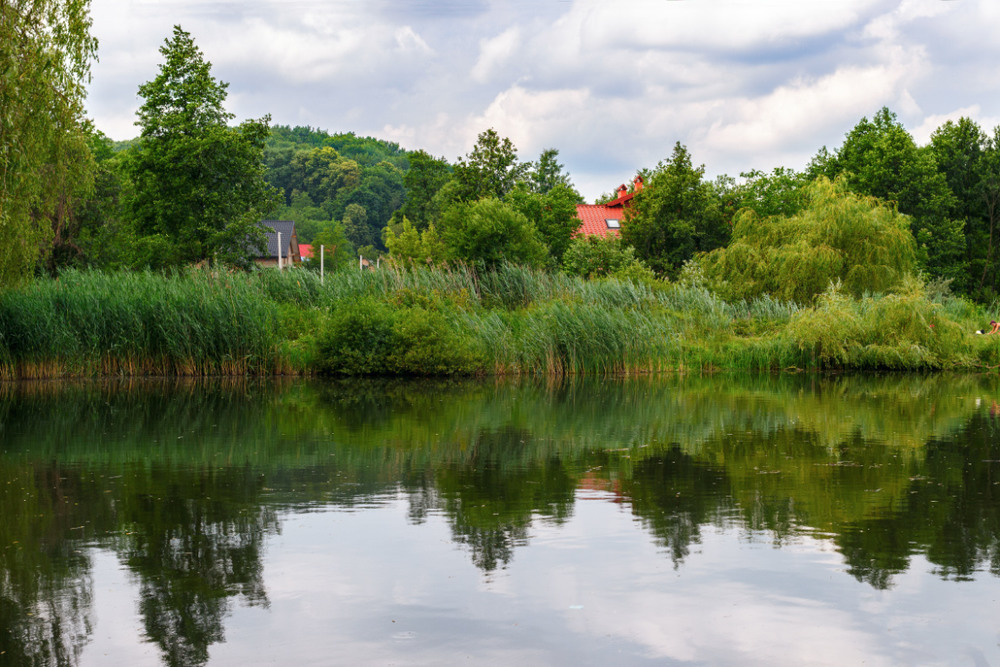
[433,428,576,572]
[621,446,733,566]
[117,466,277,667]
[0,566,92,667]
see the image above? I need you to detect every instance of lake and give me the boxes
[3,374,1000,666]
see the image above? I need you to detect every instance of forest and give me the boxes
[7,11,1000,375]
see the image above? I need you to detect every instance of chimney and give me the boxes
[633,175,644,192]
[617,184,628,198]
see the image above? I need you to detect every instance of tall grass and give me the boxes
[1,265,997,378]
[0,270,280,378]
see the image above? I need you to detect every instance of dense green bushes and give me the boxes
[1,264,998,378]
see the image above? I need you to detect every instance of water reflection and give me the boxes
[1,373,1000,665]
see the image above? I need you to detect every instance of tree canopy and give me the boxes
[619,143,729,277]
[0,0,98,287]
[700,177,917,304]
[125,25,280,268]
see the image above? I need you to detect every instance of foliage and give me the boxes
[785,279,974,370]
[438,198,547,269]
[451,129,528,202]
[384,218,447,264]
[927,118,1000,299]
[506,183,581,264]
[0,0,98,287]
[620,143,729,276]
[813,107,964,286]
[0,269,280,378]
[525,148,577,195]
[316,297,484,375]
[561,234,652,281]
[393,149,451,230]
[701,177,917,304]
[311,221,356,271]
[125,25,281,268]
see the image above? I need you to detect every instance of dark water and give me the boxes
[3,374,1000,666]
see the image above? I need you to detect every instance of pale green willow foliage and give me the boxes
[701,177,917,304]
[0,0,98,287]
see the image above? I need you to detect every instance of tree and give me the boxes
[619,143,728,276]
[125,25,280,268]
[394,149,451,230]
[700,177,917,304]
[813,107,964,285]
[451,129,528,202]
[561,234,654,281]
[526,148,576,195]
[384,217,447,264]
[0,0,98,286]
[926,117,1000,297]
[312,221,355,271]
[506,182,581,264]
[438,198,547,269]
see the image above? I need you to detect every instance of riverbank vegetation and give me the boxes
[1,263,998,379]
[8,11,1000,377]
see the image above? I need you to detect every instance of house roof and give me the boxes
[574,175,643,238]
[260,220,297,259]
[299,243,313,260]
[575,204,624,238]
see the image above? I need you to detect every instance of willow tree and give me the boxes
[700,177,917,304]
[0,0,98,287]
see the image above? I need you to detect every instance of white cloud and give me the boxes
[471,27,521,84]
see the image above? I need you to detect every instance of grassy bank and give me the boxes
[0,265,998,378]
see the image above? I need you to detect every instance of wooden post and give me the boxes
[277,231,283,271]
[320,245,325,285]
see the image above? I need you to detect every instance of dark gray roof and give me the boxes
[260,220,296,259]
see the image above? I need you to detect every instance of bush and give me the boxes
[316,298,485,375]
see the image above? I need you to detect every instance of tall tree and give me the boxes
[526,148,576,195]
[451,129,528,202]
[394,149,451,230]
[125,25,280,268]
[926,117,1000,297]
[813,107,964,286]
[620,143,728,276]
[0,0,98,286]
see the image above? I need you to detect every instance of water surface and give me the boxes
[3,374,1000,666]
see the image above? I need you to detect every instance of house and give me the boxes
[575,175,644,238]
[255,220,302,268]
[299,243,313,262]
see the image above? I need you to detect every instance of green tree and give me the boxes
[0,0,98,286]
[813,107,964,285]
[561,234,654,281]
[506,183,581,264]
[311,221,355,271]
[525,148,576,195]
[438,198,547,269]
[384,217,447,264]
[394,149,451,230]
[125,25,280,268]
[452,129,528,202]
[619,143,729,276]
[700,177,917,304]
[926,117,1000,297]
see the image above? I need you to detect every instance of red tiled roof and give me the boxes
[299,243,313,259]
[575,204,624,238]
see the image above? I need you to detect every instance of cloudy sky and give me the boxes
[84,0,1000,202]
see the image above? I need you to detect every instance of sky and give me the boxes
[84,0,1000,203]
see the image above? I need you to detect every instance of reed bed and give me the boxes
[1,265,996,378]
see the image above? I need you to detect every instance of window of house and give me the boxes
[605,218,620,229]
